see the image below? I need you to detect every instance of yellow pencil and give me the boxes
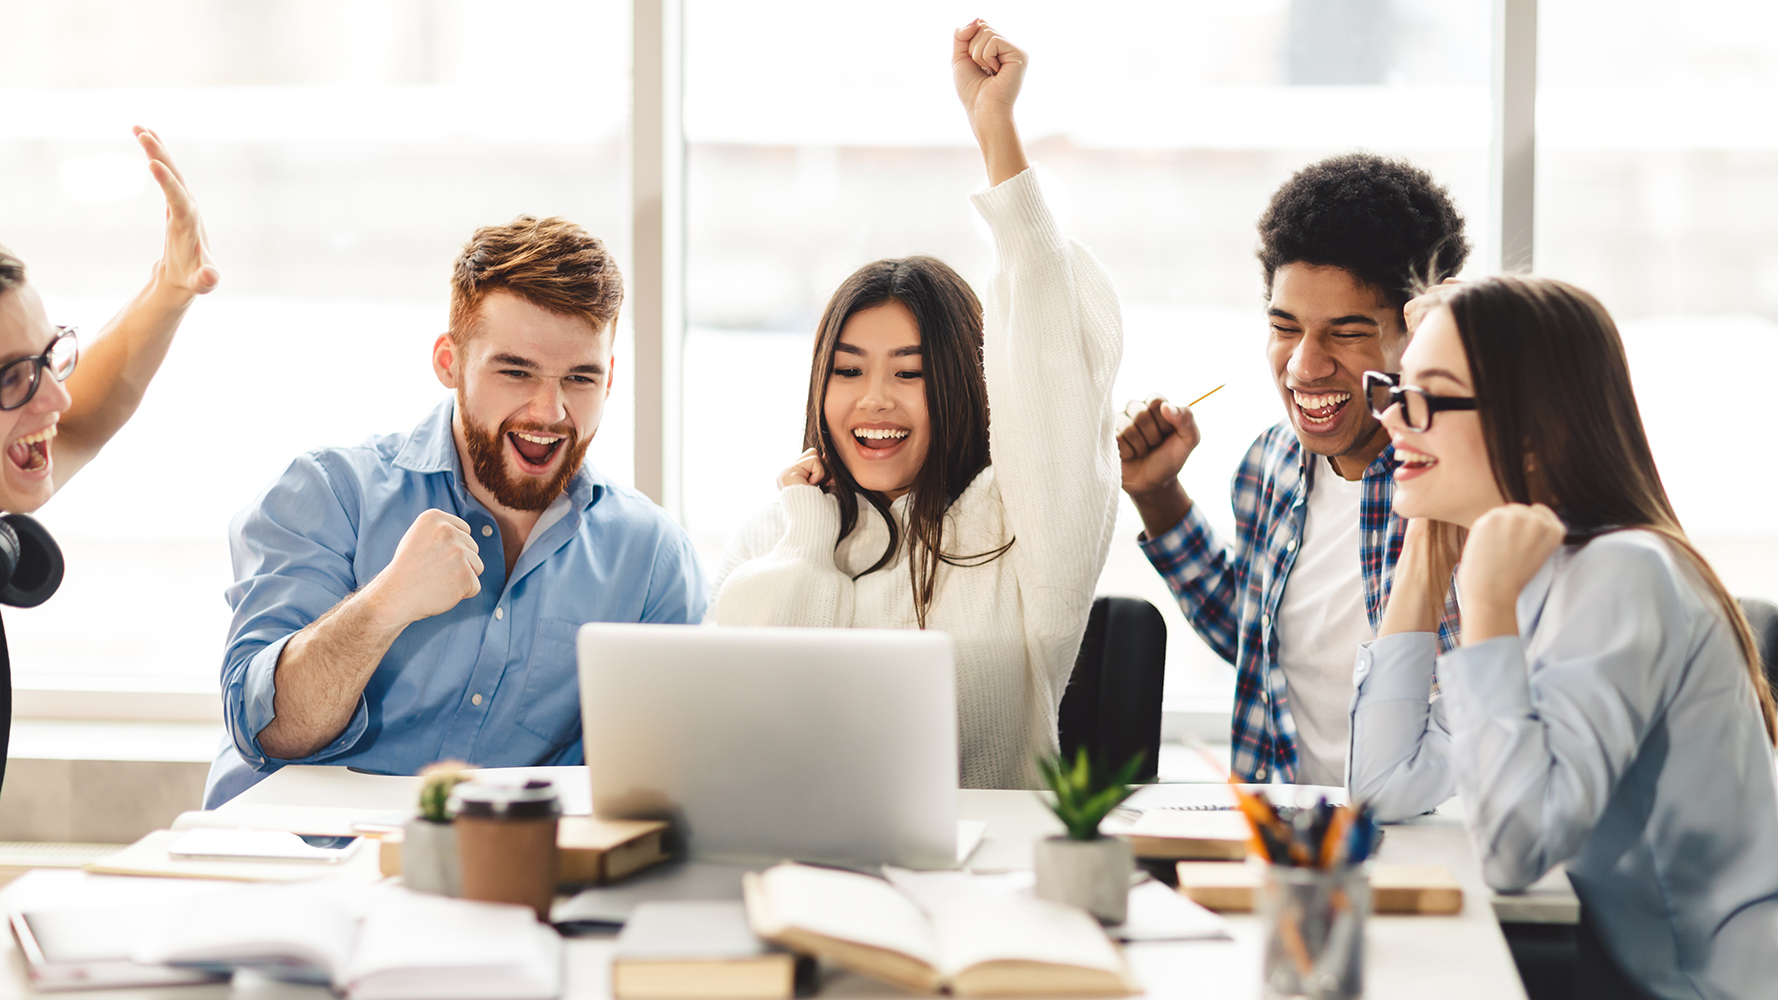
[1187,384,1226,408]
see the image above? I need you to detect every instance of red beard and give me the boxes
[459,395,591,512]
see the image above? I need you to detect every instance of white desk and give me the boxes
[0,767,1532,1000]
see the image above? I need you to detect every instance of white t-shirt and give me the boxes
[1274,456,1374,786]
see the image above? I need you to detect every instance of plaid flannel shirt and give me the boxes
[1139,422,1459,783]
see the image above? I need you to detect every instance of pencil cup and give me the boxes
[452,779,562,921]
[1258,863,1369,1000]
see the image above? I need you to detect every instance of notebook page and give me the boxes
[756,865,940,969]
[929,894,1124,979]
[346,893,561,1000]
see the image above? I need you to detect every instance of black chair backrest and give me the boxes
[1057,596,1167,782]
[1736,597,1778,695]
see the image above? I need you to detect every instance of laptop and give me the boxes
[577,623,959,870]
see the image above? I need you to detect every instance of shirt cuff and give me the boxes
[235,632,371,767]
[773,484,843,564]
[969,168,1066,264]
[1137,503,1215,576]
[1354,632,1439,703]
[1438,634,1534,722]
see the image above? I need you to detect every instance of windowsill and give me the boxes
[8,720,222,763]
[12,678,220,723]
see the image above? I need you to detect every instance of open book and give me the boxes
[132,882,561,1000]
[743,864,1136,997]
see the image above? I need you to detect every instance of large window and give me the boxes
[8,0,1772,724]
[1537,0,1778,600]
[0,0,631,700]
[680,0,1492,705]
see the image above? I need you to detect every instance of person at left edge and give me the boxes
[0,127,219,799]
[204,216,707,807]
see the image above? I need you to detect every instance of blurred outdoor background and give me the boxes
[1,0,1774,714]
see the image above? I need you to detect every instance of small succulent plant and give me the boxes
[417,761,471,823]
[1038,747,1148,841]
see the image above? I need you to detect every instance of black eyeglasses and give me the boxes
[0,327,79,411]
[1362,370,1475,432]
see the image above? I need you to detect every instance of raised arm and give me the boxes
[955,21,1122,684]
[55,128,218,487]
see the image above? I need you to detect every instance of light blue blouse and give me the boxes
[1348,530,1778,999]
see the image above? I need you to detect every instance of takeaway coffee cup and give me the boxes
[450,778,561,920]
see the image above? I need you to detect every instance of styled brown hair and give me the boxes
[0,245,25,293]
[802,256,1011,628]
[1436,275,1776,743]
[448,216,623,342]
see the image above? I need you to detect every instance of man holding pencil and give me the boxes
[1118,154,1467,786]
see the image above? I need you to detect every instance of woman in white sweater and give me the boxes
[707,21,1123,790]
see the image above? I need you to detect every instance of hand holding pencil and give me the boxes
[1116,386,1220,538]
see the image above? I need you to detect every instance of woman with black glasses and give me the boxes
[1348,276,1778,999]
[0,126,218,796]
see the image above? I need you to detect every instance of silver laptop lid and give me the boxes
[578,623,958,869]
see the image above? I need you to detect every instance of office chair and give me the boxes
[1057,596,1167,782]
[1736,597,1778,695]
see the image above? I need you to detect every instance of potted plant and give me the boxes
[1033,748,1147,924]
[403,761,470,896]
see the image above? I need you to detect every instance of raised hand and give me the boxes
[778,447,828,490]
[1456,503,1565,644]
[953,19,1025,124]
[1116,396,1201,539]
[366,509,485,625]
[952,19,1030,187]
[1118,396,1199,493]
[134,126,219,299]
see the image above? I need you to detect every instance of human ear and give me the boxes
[432,333,459,389]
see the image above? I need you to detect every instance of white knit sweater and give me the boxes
[707,168,1123,789]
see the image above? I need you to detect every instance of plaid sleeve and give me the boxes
[1139,506,1241,663]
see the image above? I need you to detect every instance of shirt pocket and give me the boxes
[516,617,584,748]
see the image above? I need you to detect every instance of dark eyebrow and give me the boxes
[490,353,537,369]
[1267,308,1299,323]
[1327,314,1380,328]
[568,362,605,376]
[834,342,922,358]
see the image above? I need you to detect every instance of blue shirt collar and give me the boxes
[392,397,605,511]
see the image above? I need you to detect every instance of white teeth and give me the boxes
[854,428,909,441]
[512,432,561,445]
[1293,391,1351,410]
[13,426,55,447]
[1397,450,1437,467]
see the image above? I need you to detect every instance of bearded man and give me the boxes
[205,216,706,806]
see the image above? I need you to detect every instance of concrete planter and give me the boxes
[1033,834,1132,924]
[402,816,460,897]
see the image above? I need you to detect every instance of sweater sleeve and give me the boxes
[970,168,1124,695]
[708,485,858,627]
[1346,631,1454,822]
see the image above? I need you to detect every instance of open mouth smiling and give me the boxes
[507,430,566,472]
[1292,389,1351,429]
[7,424,54,474]
[852,426,910,456]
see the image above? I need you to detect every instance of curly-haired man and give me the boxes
[1118,154,1468,786]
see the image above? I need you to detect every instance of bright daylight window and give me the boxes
[0,1,632,705]
[679,0,1492,708]
[1536,0,1778,599]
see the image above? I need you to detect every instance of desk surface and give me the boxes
[0,767,1533,1000]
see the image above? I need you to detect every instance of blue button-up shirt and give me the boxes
[204,399,708,806]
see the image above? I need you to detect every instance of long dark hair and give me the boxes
[1437,275,1776,743]
[802,256,1011,627]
